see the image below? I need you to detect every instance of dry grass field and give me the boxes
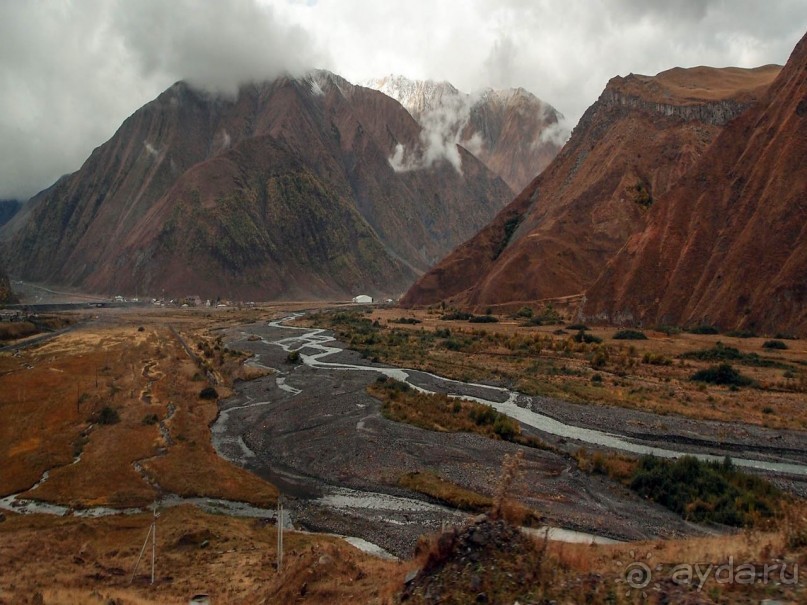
[0,505,405,605]
[303,307,807,430]
[1,304,805,603]
[0,310,281,509]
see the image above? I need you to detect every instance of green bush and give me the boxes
[629,455,780,526]
[762,340,788,350]
[613,329,647,340]
[642,352,672,365]
[98,406,120,425]
[391,317,421,325]
[469,314,498,323]
[199,386,219,400]
[441,311,473,321]
[682,342,787,368]
[688,325,720,335]
[515,306,533,318]
[691,363,753,387]
[286,350,301,364]
[573,330,602,344]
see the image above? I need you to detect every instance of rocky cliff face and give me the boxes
[401,64,780,311]
[365,76,564,192]
[2,71,513,300]
[585,34,807,335]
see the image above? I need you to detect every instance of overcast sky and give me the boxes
[1,0,805,200]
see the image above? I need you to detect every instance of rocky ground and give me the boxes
[212,320,807,558]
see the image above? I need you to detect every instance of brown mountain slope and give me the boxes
[0,267,14,303]
[585,32,807,335]
[2,72,512,300]
[401,64,780,310]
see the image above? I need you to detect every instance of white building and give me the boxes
[352,294,373,304]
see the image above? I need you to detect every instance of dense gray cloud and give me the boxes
[0,0,325,200]
[1,0,805,199]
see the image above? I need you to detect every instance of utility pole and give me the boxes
[151,502,158,584]
[277,496,284,574]
[131,502,160,585]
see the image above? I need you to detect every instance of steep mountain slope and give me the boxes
[2,72,512,300]
[366,75,564,192]
[0,201,21,229]
[402,64,780,310]
[586,32,807,335]
[0,268,13,304]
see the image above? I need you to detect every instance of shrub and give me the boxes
[573,330,602,344]
[98,406,120,425]
[199,386,219,400]
[434,328,451,338]
[691,363,753,387]
[286,350,301,364]
[469,314,498,323]
[682,342,787,368]
[443,338,464,351]
[440,310,473,321]
[391,317,421,325]
[590,349,608,369]
[142,413,159,425]
[515,306,533,318]
[642,352,672,365]
[762,340,788,350]
[613,329,647,340]
[629,455,780,527]
[689,325,720,335]
[656,325,682,336]
[537,304,562,325]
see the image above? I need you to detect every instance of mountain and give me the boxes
[585,32,807,335]
[401,64,780,310]
[0,200,22,229]
[1,71,513,300]
[0,268,13,304]
[365,75,564,192]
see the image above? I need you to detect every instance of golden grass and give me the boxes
[398,471,492,513]
[317,308,807,430]
[0,319,277,508]
[0,506,402,605]
[367,378,548,450]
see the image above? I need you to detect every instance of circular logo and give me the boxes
[624,561,652,589]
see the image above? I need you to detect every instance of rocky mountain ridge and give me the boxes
[401,64,781,313]
[365,75,564,191]
[1,71,514,300]
[585,34,807,334]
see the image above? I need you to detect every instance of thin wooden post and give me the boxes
[151,503,157,584]
[277,497,283,574]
